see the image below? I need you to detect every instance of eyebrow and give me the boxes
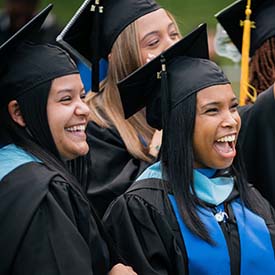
[200,97,238,108]
[140,22,176,43]
[57,87,85,94]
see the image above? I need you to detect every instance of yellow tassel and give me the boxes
[239,0,255,105]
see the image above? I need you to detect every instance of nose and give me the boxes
[75,99,90,118]
[221,111,240,129]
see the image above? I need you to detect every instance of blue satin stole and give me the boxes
[169,196,275,274]
[137,162,275,274]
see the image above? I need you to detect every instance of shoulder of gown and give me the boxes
[0,161,110,275]
[103,178,187,275]
[238,85,275,207]
[86,121,150,218]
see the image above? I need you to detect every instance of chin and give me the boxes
[76,144,90,157]
[65,145,89,160]
[71,151,88,159]
[213,160,233,170]
[195,157,234,170]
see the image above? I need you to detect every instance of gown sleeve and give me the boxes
[12,191,93,275]
[86,121,150,218]
[247,184,275,248]
[0,162,110,275]
[238,86,275,207]
[103,191,186,275]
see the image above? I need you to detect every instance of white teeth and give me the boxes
[65,125,86,132]
[217,135,236,143]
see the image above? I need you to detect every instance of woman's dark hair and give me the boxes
[16,80,60,158]
[231,143,267,216]
[161,93,213,241]
[161,92,265,243]
[0,99,59,169]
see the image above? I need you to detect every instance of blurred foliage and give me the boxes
[47,0,232,34]
[0,0,233,31]
[157,0,233,34]
[0,0,240,94]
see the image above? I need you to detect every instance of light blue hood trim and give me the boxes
[136,161,162,181]
[0,144,41,181]
[136,161,234,205]
[193,170,234,206]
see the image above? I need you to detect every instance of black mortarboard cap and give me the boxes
[216,0,275,57]
[118,24,209,120]
[117,23,230,129]
[0,4,79,107]
[57,0,160,92]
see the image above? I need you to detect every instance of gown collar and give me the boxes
[137,161,234,205]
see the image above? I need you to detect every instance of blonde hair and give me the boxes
[86,9,180,162]
[166,10,181,35]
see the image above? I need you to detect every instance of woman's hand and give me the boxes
[146,53,156,63]
[149,130,162,158]
[109,263,138,275]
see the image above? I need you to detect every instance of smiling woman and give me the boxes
[0,6,136,275]
[58,0,182,218]
[193,84,241,169]
[136,8,180,64]
[102,24,275,275]
[47,74,90,160]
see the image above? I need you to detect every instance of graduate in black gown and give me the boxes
[216,0,275,97]
[103,24,275,275]
[57,0,181,217]
[0,6,136,275]
[216,0,275,207]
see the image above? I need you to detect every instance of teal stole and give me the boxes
[137,162,275,274]
[169,196,275,274]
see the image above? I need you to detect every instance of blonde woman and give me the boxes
[103,24,275,275]
[60,0,181,217]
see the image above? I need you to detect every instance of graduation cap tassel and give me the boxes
[160,55,170,153]
[90,0,103,93]
[239,0,255,105]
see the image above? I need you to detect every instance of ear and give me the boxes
[8,100,26,127]
[108,53,112,61]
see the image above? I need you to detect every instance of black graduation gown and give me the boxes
[86,121,150,217]
[103,178,275,275]
[0,161,111,275]
[238,85,275,207]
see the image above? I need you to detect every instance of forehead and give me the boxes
[136,8,173,31]
[196,84,235,104]
[49,74,82,93]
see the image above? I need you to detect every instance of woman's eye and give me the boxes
[170,32,180,39]
[60,96,71,102]
[147,39,159,47]
[205,108,219,114]
[80,93,86,100]
[231,103,239,110]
